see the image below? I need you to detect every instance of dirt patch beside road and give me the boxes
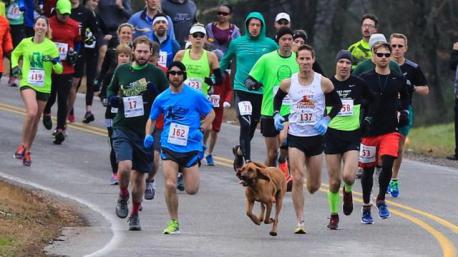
[0,180,86,257]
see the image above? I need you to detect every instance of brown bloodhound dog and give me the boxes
[236,161,287,236]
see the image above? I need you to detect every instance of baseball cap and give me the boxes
[275,12,290,23]
[56,0,72,15]
[189,24,206,35]
[368,33,387,49]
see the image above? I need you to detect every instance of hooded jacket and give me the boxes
[220,12,277,94]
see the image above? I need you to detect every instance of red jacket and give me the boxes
[0,16,13,73]
[212,71,233,108]
[49,16,80,74]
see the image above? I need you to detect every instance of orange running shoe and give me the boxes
[14,144,25,160]
[23,152,32,167]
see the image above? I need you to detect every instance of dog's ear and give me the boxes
[253,161,268,169]
[255,167,271,181]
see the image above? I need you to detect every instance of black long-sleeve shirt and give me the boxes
[360,70,410,136]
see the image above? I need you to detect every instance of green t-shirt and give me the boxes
[108,63,169,135]
[11,37,63,93]
[181,49,211,95]
[348,39,371,70]
[352,59,402,77]
[249,51,298,116]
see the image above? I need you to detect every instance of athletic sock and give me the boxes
[120,186,129,198]
[327,191,340,214]
[132,201,141,215]
[344,183,353,192]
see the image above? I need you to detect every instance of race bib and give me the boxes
[359,144,376,164]
[167,123,189,146]
[158,51,168,68]
[7,3,22,20]
[238,101,252,116]
[292,103,316,125]
[55,42,68,61]
[273,86,292,105]
[122,96,144,118]
[338,99,354,116]
[27,69,45,87]
[209,94,220,107]
[111,107,118,114]
[186,78,203,91]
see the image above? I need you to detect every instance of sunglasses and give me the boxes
[375,52,391,58]
[169,70,184,76]
[217,11,230,16]
[391,44,404,49]
[192,32,205,38]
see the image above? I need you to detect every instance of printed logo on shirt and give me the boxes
[30,52,44,69]
[121,78,148,97]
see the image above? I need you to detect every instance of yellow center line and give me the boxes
[1,101,456,257]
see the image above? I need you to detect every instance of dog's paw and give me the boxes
[269,231,277,236]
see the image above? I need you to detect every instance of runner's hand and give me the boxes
[223,101,231,109]
[143,134,154,149]
[360,116,373,135]
[108,95,121,108]
[398,110,409,127]
[274,113,285,131]
[204,77,215,87]
[11,66,21,77]
[67,49,78,65]
[313,116,330,135]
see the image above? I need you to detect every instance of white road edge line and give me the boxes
[0,171,121,257]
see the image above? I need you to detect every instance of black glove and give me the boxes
[204,77,214,87]
[398,110,409,127]
[11,66,21,77]
[244,76,262,91]
[67,49,78,65]
[360,116,373,135]
[108,95,122,108]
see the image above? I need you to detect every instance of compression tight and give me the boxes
[44,74,73,130]
[235,91,262,162]
[361,155,396,204]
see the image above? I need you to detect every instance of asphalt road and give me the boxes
[0,78,457,257]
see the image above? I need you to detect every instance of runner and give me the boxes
[150,13,180,69]
[348,13,378,69]
[42,0,80,145]
[0,13,13,80]
[127,0,174,39]
[205,3,240,53]
[161,0,197,48]
[247,27,298,168]
[12,16,62,166]
[273,45,342,233]
[325,50,376,229]
[203,49,233,166]
[5,0,24,87]
[358,41,410,224]
[144,61,215,234]
[100,44,132,185]
[389,33,429,197]
[108,36,168,231]
[219,12,277,170]
[292,29,325,75]
[173,23,221,96]
[274,12,291,31]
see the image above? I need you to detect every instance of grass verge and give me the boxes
[406,122,454,158]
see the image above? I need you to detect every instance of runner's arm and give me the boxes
[322,77,342,119]
[11,40,24,68]
[173,50,184,62]
[50,44,63,74]
[399,77,410,111]
[273,78,291,113]
[219,41,235,71]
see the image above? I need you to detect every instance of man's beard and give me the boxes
[170,80,182,88]
[135,57,148,65]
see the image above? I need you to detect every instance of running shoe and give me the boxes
[205,154,214,166]
[342,186,353,216]
[327,214,339,230]
[53,130,65,145]
[163,219,180,234]
[128,213,141,231]
[176,173,185,191]
[67,113,75,123]
[232,145,244,171]
[110,174,119,185]
[115,195,129,218]
[389,180,400,198]
[23,152,32,167]
[42,114,52,130]
[144,180,156,200]
[376,201,391,219]
[82,112,95,124]
[294,221,306,234]
[8,77,18,87]
[14,144,25,160]
[361,206,374,224]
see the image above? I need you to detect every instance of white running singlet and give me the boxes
[288,72,325,137]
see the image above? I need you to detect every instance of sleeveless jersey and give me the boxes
[288,72,325,137]
[182,49,211,95]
